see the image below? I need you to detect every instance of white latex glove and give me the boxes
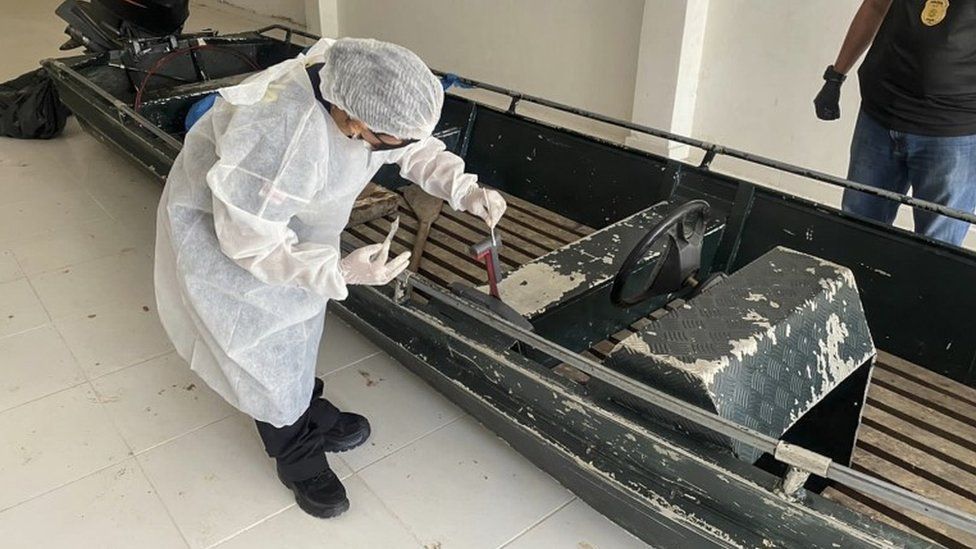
[340,218,411,285]
[459,187,507,229]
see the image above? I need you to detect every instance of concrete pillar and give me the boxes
[305,0,339,37]
[627,0,709,159]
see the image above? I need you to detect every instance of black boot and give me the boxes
[309,377,371,453]
[321,412,371,453]
[278,466,349,518]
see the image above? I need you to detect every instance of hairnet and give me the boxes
[318,38,444,140]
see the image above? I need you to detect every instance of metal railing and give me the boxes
[434,70,976,226]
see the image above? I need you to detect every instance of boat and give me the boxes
[42,24,976,548]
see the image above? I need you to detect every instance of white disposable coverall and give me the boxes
[154,39,479,426]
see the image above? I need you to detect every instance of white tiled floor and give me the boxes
[0,1,648,547]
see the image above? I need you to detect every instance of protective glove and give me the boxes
[814,65,846,121]
[340,218,411,286]
[458,187,507,228]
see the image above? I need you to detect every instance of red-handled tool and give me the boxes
[470,234,503,299]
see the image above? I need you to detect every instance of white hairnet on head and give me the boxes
[318,38,444,140]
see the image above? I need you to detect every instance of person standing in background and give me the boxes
[815,0,976,246]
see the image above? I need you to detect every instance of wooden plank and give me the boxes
[862,405,976,478]
[822,486,964,548]
[821,487,937,546]
[366,218,487,284]
[591,340,615,358]
[439,206,565,259]
[877,350,976,408]
[430,209,551,261]
[442,207,570,253]
[631,318,652,331]
[499,191,595,237]
[423,210,538,266]
[848,448,976,547]
[348,183,399,226]
[866,384,976,454]
[396,209,529,269]
[857,424,976,502]
[393,212,519,271]
[871,367,976,429]
[342,229,456,288]
[609,328,635,344]
[368,216,488,281]
[345,224,470,288]
[852,446,976,516]
[392,187,556,258]
[580,350,602,362]
[503,205,582,244]
[552,364,590,384]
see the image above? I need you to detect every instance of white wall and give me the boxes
[692,0,861,206]
[217,0,306,26]
[627,0,708,158]
[336,0,645,133]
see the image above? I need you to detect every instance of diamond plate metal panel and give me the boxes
[607,246,876,463]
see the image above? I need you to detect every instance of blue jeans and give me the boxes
[842,110,976,246]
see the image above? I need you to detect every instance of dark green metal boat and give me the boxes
[42,25,976,548]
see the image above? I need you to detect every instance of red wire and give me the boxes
[133,44,261,111]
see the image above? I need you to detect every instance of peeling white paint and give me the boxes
[562,399,588,415]
[620,332,765,391]
[743,310,772,330]
[498,262,587,316]
[819,313,856,386]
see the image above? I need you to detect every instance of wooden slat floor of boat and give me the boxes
[342,187,594,290]
[823,351,976,547]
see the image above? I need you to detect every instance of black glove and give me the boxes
[814,65,846,121]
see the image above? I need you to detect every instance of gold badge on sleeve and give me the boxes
[921,0,949,26]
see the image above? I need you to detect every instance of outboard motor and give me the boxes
[56,0,190,53]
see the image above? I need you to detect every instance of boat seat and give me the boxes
[605,246,875,464]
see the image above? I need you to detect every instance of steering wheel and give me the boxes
[610,200,710,308]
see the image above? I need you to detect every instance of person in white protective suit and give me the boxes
[154,37,506,518]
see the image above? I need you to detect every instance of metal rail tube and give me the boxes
[434,72,976,226]
[829,464,976,534]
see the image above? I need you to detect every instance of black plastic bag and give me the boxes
[0,68,71,139]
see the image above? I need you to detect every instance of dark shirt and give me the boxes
[858,0,976,136]
[306,63,330,109]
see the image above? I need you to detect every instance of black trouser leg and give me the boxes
[255,378,340,482]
